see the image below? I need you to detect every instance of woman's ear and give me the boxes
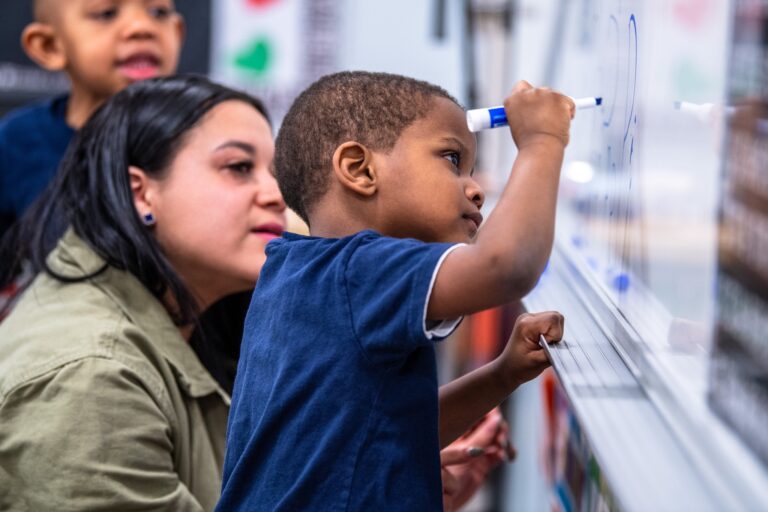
[21,22,67,71]
[331,141,377,198]
[129,166,156,221]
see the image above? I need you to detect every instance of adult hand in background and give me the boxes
[440,407,516,511]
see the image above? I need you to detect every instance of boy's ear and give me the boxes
[331,141,377,198]
[21,22,66,71]
[129,165,156,219]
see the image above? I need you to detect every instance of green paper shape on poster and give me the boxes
[234,37,273,76]
[673,59,713,100]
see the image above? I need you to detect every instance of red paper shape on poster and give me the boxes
[673,0,713,30]
[247,0,280,8]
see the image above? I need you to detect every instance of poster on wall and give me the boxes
[210,0,340,123]
[541,371,617,512]
[709,0,768,468]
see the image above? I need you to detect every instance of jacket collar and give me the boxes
[49,228,231,404]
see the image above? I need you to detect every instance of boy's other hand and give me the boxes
[504,81,575,150]
[496,311,564,390]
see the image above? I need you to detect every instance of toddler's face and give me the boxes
[55,0,183,101]
[373,97,485,244]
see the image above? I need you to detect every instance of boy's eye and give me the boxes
[90,8,118,21]
[149,6,174,19]
[443,152,460,168]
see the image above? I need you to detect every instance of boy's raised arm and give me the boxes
[428,81,574,321]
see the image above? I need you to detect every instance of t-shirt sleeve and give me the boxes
[0,357,205,512]
[344,234,463,365]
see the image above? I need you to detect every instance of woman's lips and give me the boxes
[251,222,285,240]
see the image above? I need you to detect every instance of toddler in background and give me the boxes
[0,0,183,236]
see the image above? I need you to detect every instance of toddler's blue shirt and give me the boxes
[0,96,73,236]
[219,230,462,511]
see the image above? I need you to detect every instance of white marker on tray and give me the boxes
[674,101,768,135]
[673,101,736,122]
[466,97,602,132]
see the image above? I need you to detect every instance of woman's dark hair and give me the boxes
[0,74,269,325]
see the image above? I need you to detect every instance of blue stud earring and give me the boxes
[142,212,156,226]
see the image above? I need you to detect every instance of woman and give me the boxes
[0,75,285,510]
[0,75,508,511]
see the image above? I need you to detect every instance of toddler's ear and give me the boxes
[21,22,67,72]
[332,141,377,198]
[173,12,186,47]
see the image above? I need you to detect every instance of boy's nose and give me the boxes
[122,7,159,39]
[467,179,485,210]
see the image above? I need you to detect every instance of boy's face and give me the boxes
[52,0,183,100]
[373,97,484,244]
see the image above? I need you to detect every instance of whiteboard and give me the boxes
[509,1,768,505]
[514,0,731,357]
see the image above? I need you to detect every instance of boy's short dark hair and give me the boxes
[274,71,459,223]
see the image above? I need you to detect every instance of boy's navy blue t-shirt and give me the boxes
[219,230,463,511]
[0,96,73,235]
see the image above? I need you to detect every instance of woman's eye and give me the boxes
[227,161,254,175]
[443,152,460,168]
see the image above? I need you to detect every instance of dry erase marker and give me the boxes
[673,101,735,122]
[466,97,603,132]
[673,101,768,134]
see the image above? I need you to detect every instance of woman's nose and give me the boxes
[255,168,286,211]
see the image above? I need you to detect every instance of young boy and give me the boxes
[218,71,573,511]
[0,0,184,236]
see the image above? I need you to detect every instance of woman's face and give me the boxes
[142,100,286,307]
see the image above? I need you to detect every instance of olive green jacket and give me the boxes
[0,230,231,511]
